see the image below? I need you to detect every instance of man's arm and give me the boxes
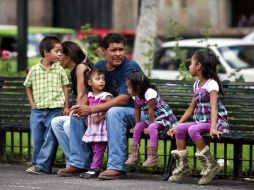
[72,94,131,116]
[92,94,130,112]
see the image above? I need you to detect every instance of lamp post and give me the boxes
[17,0,28,72]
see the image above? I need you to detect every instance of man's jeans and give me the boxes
[51,116,71,166]
[52,116,92,169]
[30,108,62,171]
[106,107,145,172]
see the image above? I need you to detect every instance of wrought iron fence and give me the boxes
[1,130,253,178]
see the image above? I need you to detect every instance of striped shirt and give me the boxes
[134,88,178,135]
[23,61,69,109]
[193,80,229,133]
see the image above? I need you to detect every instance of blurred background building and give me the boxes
[0,0,254,38]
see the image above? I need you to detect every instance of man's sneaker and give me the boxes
[57,166,85,177]
[26,165,45,175]
[79,170,100,179]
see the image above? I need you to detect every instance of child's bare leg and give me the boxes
[194,139,207,151]
[176,139,187,150]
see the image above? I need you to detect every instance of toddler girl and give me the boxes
[81,69,113,178]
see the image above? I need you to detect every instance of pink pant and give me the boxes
[90,142,107,170]
[133,122,162,146]
[175,122,211,142]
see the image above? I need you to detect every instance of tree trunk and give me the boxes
[133,0,159,76]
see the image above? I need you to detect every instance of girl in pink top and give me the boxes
[82,69,113,178]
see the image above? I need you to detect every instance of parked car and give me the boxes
[243,31,254,41]
[152,38,254,82]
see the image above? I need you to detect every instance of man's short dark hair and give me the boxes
[101,33,126,49]
[39,36,61,57]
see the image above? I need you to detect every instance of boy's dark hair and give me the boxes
[127,71,157,98]
[85,68,106,91]
[101,33,126,49]
[193,50,225,96]
[39,36,61,57]
[62,41,94,69]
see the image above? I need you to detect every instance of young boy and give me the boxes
[24,36,70,169]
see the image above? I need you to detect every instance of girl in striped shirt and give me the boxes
[168,50,229,185]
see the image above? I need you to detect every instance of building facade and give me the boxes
[0,0,253,37]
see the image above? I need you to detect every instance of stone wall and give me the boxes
[0,0,52,26]
[0,0,252,37]
[112,0,139,29]
[0,0,17,24]
[157,0,232,36]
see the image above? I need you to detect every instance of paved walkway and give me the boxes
[0,163,253,190]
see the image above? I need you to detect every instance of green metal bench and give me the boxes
[1,76,254,179]
[150,79,254,179]
[0,76,31,161]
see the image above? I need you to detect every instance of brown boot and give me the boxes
[125,144,140,166]
[57,166,85,177]
[98,169,127,180]
[143,146,158,167]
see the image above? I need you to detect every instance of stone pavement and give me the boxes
[0,163,253,190]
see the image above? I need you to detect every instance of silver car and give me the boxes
[152,38,254,82]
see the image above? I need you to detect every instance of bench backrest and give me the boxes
[0,76,30,131]
[151,79,254,135]
[1,77,254,135]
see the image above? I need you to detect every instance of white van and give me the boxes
[151,38,254,82]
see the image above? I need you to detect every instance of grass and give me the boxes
[4,132,65,163]
[0,57,41,76]
[3,132,254,176]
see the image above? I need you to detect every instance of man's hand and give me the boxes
[71,105,92,117]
